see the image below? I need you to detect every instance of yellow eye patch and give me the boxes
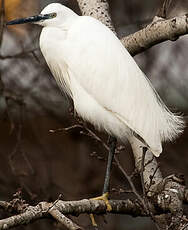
[50,12,57,18]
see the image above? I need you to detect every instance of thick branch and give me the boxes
[0,199,146,229]
[129,136,162,192]
[2,187,188,230]
[121,14,188,56]
[77,0,115,32]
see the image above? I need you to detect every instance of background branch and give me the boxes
[122,14,188,56]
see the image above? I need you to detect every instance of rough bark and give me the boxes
[0,198,146,229]
[122,14,188,56]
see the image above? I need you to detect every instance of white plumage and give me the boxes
[38,3,184,157]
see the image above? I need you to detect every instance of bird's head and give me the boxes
[6,3,77,27]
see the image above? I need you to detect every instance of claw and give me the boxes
[89,192,112,227]
[92,192,112,211]
[89,213,98,227]
[91,192,112,211]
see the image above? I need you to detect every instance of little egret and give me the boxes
[7,3,184,213]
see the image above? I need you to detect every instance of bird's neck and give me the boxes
[59,14,78,30]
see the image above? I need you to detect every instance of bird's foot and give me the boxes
[91,192,112,211]
[89,192,112,227]
[89,213,98,227]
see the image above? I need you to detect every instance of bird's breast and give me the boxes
[40,27,68,51]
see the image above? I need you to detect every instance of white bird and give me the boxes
[7,2,184,209]
[7,2,184,156]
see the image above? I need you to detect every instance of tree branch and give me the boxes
[0,198,146,229]
[48,208,82,230]
[77,0,115,32]
[122,14,188,56]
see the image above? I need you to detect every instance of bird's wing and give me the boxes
[40,27,72,98]
[60,16,183,155]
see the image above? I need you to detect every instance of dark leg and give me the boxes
[89,136,117,227]
[103,136,117,194]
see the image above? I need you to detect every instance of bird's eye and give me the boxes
[50,12,57,18]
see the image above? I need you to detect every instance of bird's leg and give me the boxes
[102,136,117,209]
[90,136,117,210]
[89,136,116,227]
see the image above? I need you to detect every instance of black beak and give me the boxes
[6,14,51,25]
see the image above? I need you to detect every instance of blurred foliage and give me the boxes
[2,0,39,20]
[157,0,188,18]
[3,0,39,36]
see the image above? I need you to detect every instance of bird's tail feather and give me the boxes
[145,74,185,143]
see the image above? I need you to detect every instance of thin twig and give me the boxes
[140,147,147,206]
[46,194,63,213]
[114,155,147,212]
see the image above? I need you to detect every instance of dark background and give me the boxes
[1,0,188,229]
